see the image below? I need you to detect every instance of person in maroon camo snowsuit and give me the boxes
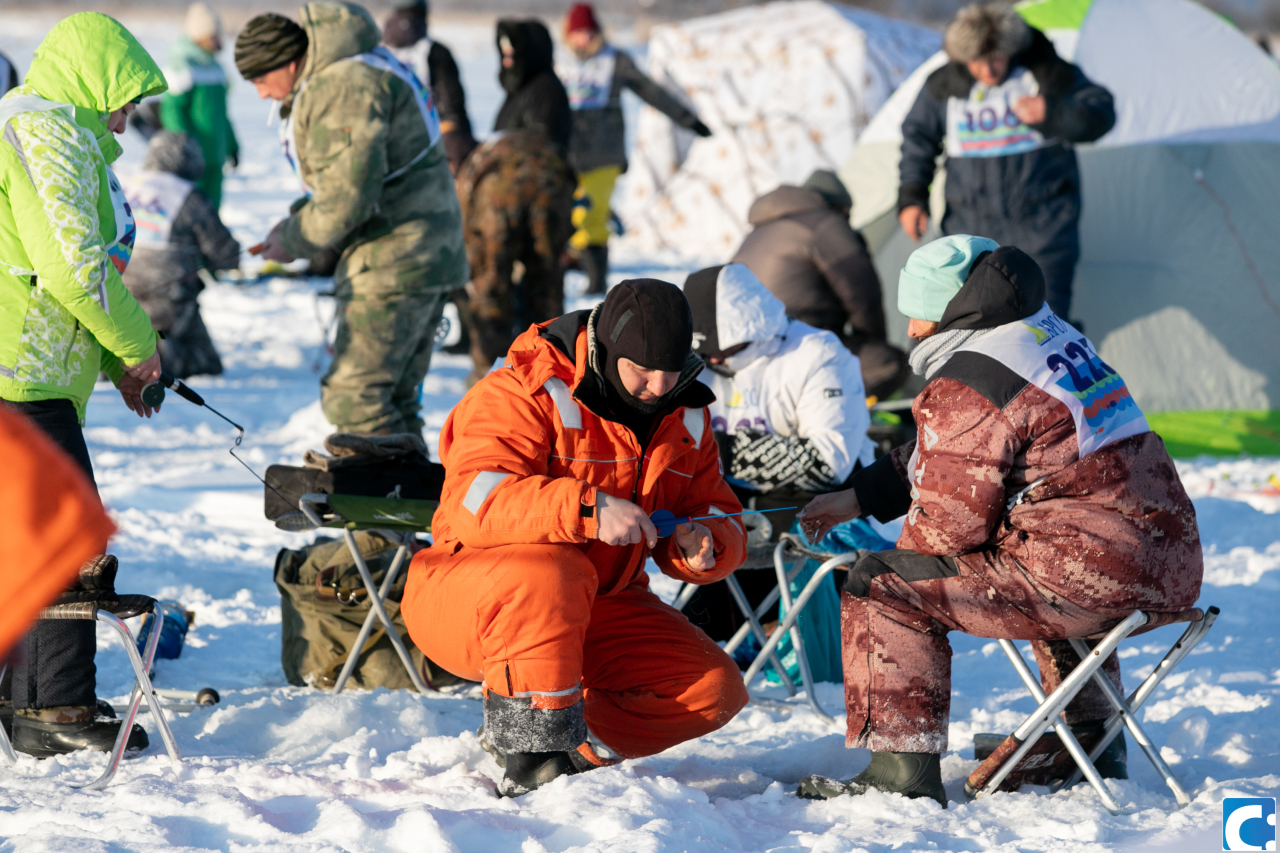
[794,235,1203,806]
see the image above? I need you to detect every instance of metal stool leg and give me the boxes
[999,639,1123,814]
[742,550,860,721]
[772,548,835,723]
[972,611,1146,803]
[1060,609,1217,791]
[1068,637,1193,806]
[672,582,699,612]
[332,533,414,694]
[341,528,428,694]
[0,664,15,766]
[73,606,171,791]
[724,574,797,695]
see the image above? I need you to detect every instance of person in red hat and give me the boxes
[557,2,712,294]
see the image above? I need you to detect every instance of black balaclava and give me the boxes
[593,279,694,417]
[683,265,724,359]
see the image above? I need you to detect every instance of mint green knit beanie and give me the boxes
[898,235,999,322]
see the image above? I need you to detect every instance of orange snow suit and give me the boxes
[0,407,114,659]
[402,312,749,759]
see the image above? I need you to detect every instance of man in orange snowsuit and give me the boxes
[403,279,749,796]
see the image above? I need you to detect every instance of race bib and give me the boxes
[958,305,1149,458]
[945,67,1047,158]
[104,166,136,276]
[559,47,616,111]
[126,170,196,247]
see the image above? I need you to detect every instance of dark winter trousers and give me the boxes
[841,549,1122,754]
[0,399,98,710]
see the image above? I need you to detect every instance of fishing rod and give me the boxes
[649,506,798,538]
[140,372,291,504]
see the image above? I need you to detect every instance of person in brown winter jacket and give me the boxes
[792,234,1203,807]
[732,170,907,400]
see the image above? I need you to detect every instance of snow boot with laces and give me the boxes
[797,750,947,807]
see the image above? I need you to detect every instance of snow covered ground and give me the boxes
[2,12,1279,853]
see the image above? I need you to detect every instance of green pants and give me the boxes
[321,291,447,435]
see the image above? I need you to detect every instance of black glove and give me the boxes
[689,119,712,138]
[228,152,239,169]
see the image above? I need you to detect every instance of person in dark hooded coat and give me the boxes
[492,18,572,155]
[123,131,241,379]
[897,4,1114,320]
[452,18,576,385]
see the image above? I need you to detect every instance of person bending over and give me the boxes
[794,236,1203,806]
[237,3,467,435]
[678,263,877,639]
[402,280,748,797]
[733,170,906,400]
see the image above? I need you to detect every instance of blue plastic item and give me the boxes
[764,517,893,685]
[135,601,191,660]
[650,506,798,537]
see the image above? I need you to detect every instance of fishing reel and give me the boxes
[141,372,209,410]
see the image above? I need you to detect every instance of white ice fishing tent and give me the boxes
[843,0,1280,414]
[614,1,939,261]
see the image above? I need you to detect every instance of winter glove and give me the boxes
[728,430,841,494]
[689,119,712,138]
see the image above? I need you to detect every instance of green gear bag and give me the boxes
[273,530,425,691]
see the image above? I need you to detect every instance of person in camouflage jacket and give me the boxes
[237,2,468,435]
[455,129,575,385]
[793,236,1203,807]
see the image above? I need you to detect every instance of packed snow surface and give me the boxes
[1,13,1278,853]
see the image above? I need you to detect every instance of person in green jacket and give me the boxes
[160,3,239,209]
[0,12,166,757]
[236,3,468,436]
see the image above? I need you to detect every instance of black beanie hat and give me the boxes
[682,265,723,358]
[596,279,693,372]
[235,13,309,81]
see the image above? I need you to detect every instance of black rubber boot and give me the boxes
[581,245,609,294]
[797,751,947,807]
[13,713,148,759]
[498,751,577,797]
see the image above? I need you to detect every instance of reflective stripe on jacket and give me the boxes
[428,318,748,594]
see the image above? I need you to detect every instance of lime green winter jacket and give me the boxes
[0,13,166,420]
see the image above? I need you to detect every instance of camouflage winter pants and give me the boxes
[320,290,447,435]
[841,549,1125,754]
[456,134,575,382]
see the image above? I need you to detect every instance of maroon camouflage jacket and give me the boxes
[853,250,1202,617]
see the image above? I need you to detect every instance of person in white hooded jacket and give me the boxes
[684,263,876,498]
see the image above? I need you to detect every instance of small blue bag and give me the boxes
[135,601,191,660]
[763,517,893,685]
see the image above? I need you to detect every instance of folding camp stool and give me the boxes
[0,595,183,790]
[673,533,864,723]
[966,605,1220,814]
[297,492,437,694]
